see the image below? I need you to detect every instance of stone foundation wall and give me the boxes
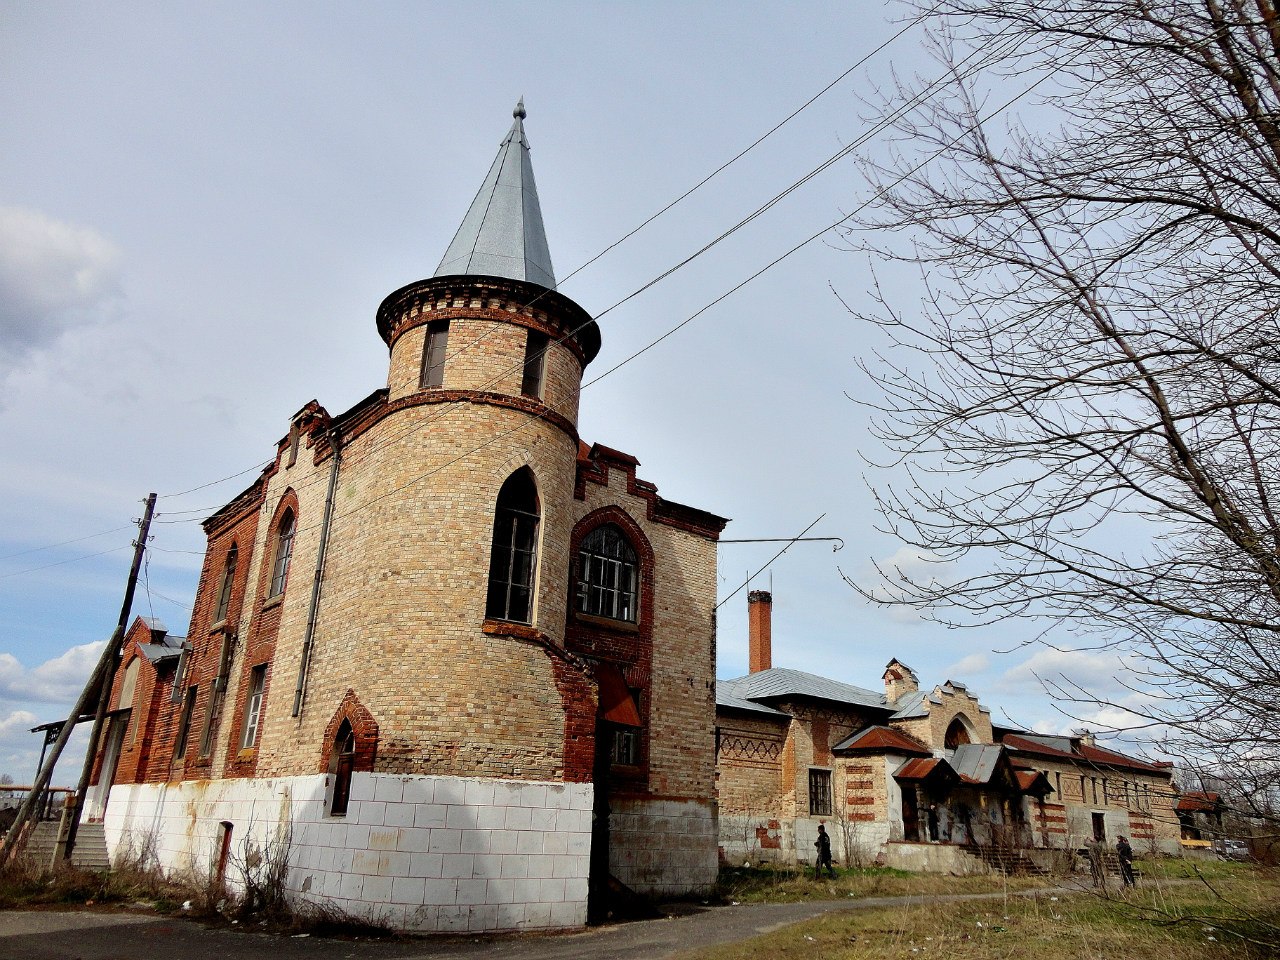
[100,772,592,933]
[609,797,717,895]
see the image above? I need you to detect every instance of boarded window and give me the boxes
[521,330,548,398]
[420,320,450,389]
[175,686,197,760]
[809,768,833,816]
[214,544,237,623]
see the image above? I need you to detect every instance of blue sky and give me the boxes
[0,1,1142,781]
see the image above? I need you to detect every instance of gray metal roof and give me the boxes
[888,689,929,719]
[715,685,790,718]
[136,637,187,664]
[434,99,557,290]
[949,743,1005,784]
[719,668,888,712]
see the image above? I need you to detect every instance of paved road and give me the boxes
[0,888,1080,960]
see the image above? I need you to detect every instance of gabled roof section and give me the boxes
[949,743,1006,785]
[832,725,931,756]
[894,757,959,788]
[434,99,557,290]
[1176,791,1224,813]
[719,668,888,712]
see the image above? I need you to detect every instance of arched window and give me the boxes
[213,544,237,623]
[485,469,540,623]
[329,720,356,817]
[945,716,972,750]
[268,509,295,598]
[576,524,638,622]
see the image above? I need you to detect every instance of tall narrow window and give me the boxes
[269,509,295,598]
[241,665,267,749]
[213,544,237,624]
[485,469,540,623]
[175,685,197,760]
[809,768,833,816]
[521,330,548,398]
[330,720,356,817]
[420,319,450,389]
[576,524,638,622]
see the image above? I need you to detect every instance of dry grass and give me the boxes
[715,863,1049,904]
[686,865,1280,960]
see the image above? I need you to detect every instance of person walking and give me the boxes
[814,824,836,878]
[1116,835,1136,887]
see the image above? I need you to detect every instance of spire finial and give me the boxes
[514,97,526,120]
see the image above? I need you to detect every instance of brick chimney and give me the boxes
[882,658,919,703]
[748,590,772,673]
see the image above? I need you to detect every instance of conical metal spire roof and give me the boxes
[434,99,557,290]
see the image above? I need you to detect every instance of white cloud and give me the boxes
[0,640,105,704]
[997,647,1129,698]
[0,708,91,785]
[0,206,122,366]
[943,652,989,678]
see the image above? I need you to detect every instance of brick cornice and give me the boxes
[376,275,600,366]
[575,443,728,538]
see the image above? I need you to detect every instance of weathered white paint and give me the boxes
[100,772,593,932]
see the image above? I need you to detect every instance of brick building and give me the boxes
[716,592,1181,871]
[91,103,727,933]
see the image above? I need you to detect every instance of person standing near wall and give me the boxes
[814,824,836,878]
[1116,835,1136,887]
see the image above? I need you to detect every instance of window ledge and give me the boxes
[573,612,640,634]
[210,618,228,634]
[481,619,546,643]
[262,594,284,611]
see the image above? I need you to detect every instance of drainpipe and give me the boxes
[293,428,342,717]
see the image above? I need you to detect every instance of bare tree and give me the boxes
[847,0,1280,820]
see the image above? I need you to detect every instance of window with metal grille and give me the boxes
[240,665,267,749]
[809,768,832,816]
[575,524,638,622]
[612,727,639,766]
[420,319,450,389]
[485,469,539,623]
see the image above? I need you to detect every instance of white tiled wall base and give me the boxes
[609,797,717,895]
[100,773,592,932]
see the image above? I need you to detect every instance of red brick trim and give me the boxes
[565,507,655,792]
[575,443,727,538]
[257,489,300,604]
[319,690,379,774]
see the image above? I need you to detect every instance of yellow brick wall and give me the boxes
[572,466,720,801]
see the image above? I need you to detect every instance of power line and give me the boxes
[0,545,132,582]
[152,29,1029,535]
[155,16,938,510]
[291,62,1051,543]
[0,526,133,563]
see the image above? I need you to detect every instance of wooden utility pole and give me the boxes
[58,492,157,863]
[0,494,156,870]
